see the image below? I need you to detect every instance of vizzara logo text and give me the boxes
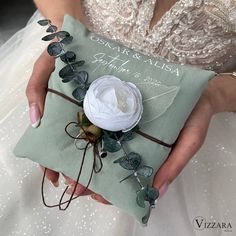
[193,216,232,233]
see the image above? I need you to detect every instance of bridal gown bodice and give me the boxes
[0,1,236,236]
[81,0,236,72]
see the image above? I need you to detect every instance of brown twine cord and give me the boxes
[41,120,103,210]
[46,88,174,147]
[41,88,175,210]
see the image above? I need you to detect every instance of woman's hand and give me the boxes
[26,50,59,185]
[153,74,236,198]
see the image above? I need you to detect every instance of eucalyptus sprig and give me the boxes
[38,19,89,102]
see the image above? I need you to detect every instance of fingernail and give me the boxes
[50,180,59,187]
[159,182,169,199]
[91,194,98,201]
[29,103,41,128]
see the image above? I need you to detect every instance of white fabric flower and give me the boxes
[83,75,143,132]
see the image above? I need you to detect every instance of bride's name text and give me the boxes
[89,35,180,77]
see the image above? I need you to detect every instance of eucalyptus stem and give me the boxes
[48,22,76,73]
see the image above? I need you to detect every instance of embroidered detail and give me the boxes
[81,0,236,72]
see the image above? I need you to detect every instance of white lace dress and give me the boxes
[0,1,236,235]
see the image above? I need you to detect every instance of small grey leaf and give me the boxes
[47,42,62,56]
[37,19,51,26]
[71,60,85,67]
[73,71,88,85]
[62,77,73,83]
[136,189,146,208]
[114,152,141,170]
[60,51,76,63]
[60,36,73,44]
[56,31,70,39]
[42,34,56,41]
[136,166,153,177]
[72,87,87,102]
[59,65,75,78]
[46,25,57,33]
[142,206,151,225]
[145,187,159,205]
[103,135,121,153]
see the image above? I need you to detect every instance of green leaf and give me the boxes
[73,71,88,85]
[103,135,121,153]
[42,34,57,41]
[59,65,75,78]
[46,25,57,33]
[142,206,151,225]
[113,152,141,170]
[56,31,70,39]
[62,77,73,83]
[71,60,85,67]
[145,186,159,206]
[42,31,70,41]
[60,51,76,63]
[122,130,134,141]
[60,35,73,44]
[136,166,153,177]
[37,19,51,26]
[47,42,62,56]
[72,87,87,102]
[136,189,146,208]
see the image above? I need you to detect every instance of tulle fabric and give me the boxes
[0,11,236,236]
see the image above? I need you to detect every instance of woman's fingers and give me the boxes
[153,95,213,198]
[90,194,111,205]
[40,165,60,187]
[25,50,55,128]
[63,175,111,204]
[153,125,204,196]
[63,175,93,196]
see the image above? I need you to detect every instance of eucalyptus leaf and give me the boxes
[73,71,88,85]
[136,189,146,208]
[142,206,151,225]
[122,130,134,141]
[56,31,70,39]
[46,25,57,33]
[59,65,75,78]
[42,34,56,41]
[145,186,159,205]
[42,31,70,41]
[72,87,87,102]
[136,166,153,177]
[62,77,73,83]
[60,35,73,45]
[47,42,62,56]
[37,19,51,26]
[71,60,85,67]
[113,152,141,170]
[60,51,76,63]
[103,135,121,153]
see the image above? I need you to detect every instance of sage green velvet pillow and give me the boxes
[13,15,216,225]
